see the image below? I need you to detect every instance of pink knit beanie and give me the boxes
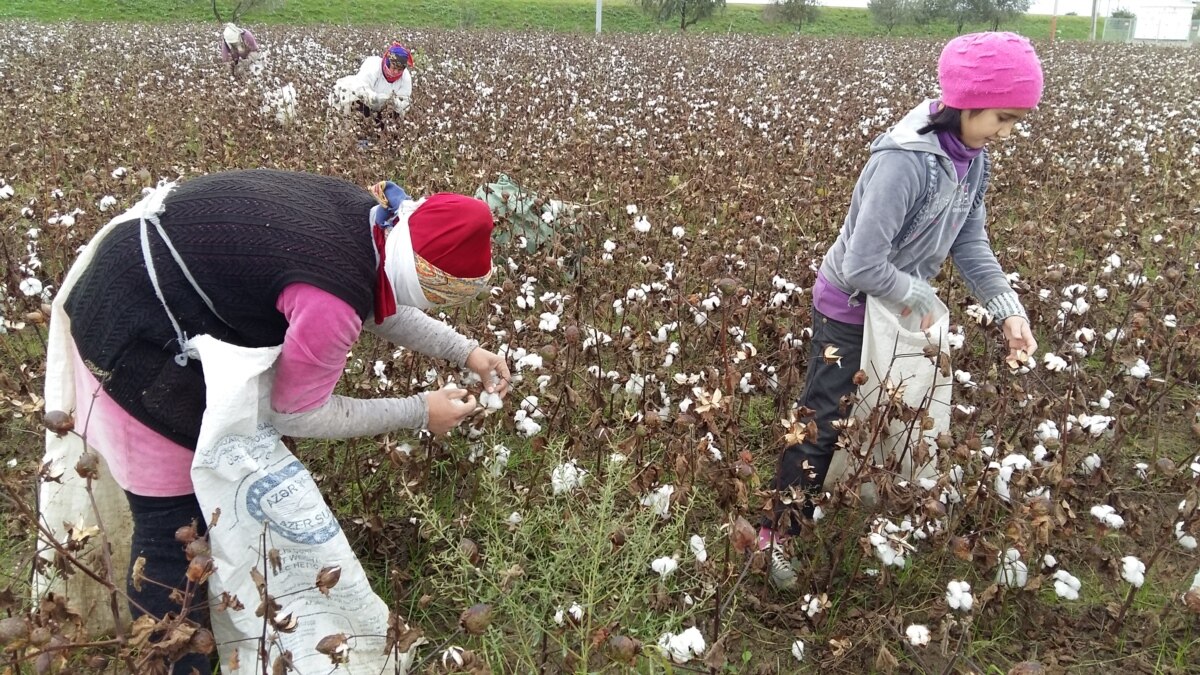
[938,32,1044,110]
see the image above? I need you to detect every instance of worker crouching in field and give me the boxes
[331,41,415,133]
[218,22,260,77]
[44,169,508,674]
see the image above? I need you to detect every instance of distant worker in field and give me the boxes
[218,22,260,76]
[759,32,1044,590]
[331,41,415,127]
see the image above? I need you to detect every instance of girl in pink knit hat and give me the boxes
[760,32,1043,590]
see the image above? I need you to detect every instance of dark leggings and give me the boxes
[125,491,213,675]
[766,310,864,535]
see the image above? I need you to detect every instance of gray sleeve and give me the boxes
[949,200,1016,307]
[363,306,478,366]
[839,152,926,305]
[270,393,428,439]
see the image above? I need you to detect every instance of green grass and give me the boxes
[1,0,1105,40]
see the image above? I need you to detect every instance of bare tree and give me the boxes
[638,0,727,31]
[211,0,269,24]
[773,0,822,32]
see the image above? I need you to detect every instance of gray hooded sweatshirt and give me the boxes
[818,100,1025,321]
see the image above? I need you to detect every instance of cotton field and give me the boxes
[1,20,1199,674]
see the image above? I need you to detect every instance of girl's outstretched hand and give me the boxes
[465,347,511,397]
[1002,316,1038,363]
[426,387,477,435]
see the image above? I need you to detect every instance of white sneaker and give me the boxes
[766,541,797,590]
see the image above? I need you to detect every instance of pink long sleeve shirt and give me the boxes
[73,283,360,496]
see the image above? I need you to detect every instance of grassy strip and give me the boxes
[1,0,1104,40]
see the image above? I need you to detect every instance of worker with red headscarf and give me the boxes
[50,169,507,674]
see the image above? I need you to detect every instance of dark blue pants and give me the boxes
[125,491,213,675]
[767,310,864,535]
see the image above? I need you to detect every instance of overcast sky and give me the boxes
[724,0,1131,15]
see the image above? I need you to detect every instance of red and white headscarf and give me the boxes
[369,187,494,322]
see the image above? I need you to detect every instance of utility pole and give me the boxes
[1090,0,1100,40]
[596,0,602,34]
[1049,0,1059,41]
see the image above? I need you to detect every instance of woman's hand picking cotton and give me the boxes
[466,347,511,397]
[426,387,477,435]
[1002,316,1038,362]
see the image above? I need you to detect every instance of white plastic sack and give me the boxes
[824,295,951,501]
[187,334,420,674]
[36,187,178,636]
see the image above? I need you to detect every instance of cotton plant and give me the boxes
[946,580,973,612]
[1090,504,1125,530]
[550,460,586,495]
[1120,555,1146,588]
[650,555,678,578]
[639,484,675,520]
[1052,569,1082,600]
[657,626,705,664]
[995,549,1028,588]
[904,624,931,647]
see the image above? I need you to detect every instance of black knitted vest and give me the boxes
[65,169,378,449]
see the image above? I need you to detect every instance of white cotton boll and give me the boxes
[791,640,805,662]
[1126,358,1151,379]
[954,370,974,386]
[568,603,584,623]
[603,239,617,253]
[946,331,965,350]
[905,624,931,647]
[1093,285,1109,301]
[19,278,43,296]
[996,549,1028,588]
[1134,462,1149,480]
[1120,556,1146,587]
[98,195,117,211]
[1176,522,1198,550]
[1163,314,1178,329]
[1043,352,1069,372]
[650,556,678,578]
[1079,453,1102,475]
[505,511,523,527]
[539,312,560,332]
[946,580,973,612]
[487,444,510,477]
[801,594,823,618]
[1090,504,1125,529]
[0,184,13,200]
[479,390,504,412]
[1074,414,1113,437]
[693,311,707,326]
[515,353,543,372]
[550,460,586,495]
[633,216,651,233]
[657,626,705,664]
[1053,569,1082,600]
[1106,253,1122,269]
[671,225,686,239]
[701,295,720,311]
[552,608,565,626]
[639,484,675,519]
[626,204,638,215]
[689,534,707,563]
[441,647,465,668]
[1043,553,1058,569]
[609,452,627,465]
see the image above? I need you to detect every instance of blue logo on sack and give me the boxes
[246,460,341,545]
